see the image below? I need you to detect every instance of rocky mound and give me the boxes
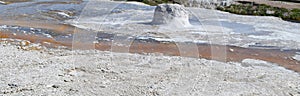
[152,4,190,27]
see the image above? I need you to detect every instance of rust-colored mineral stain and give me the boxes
[0,32,9,38]
[97,40,300,72]
[0,31,70,48]
[0,21,299,73]
[0,20,76,34]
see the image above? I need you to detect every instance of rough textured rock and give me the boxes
[152,4,190,27]
[1,42,300,95]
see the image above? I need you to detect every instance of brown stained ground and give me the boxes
[0,31,71,47]
[0,21,300,73]
[0,20,76,34]
[127,41,300,73]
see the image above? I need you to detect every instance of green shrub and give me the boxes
[218,3,300,22]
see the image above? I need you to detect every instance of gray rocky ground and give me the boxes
[0,41,300,95]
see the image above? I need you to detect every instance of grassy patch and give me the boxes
[217,3,300,22]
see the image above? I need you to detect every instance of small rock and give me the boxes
[64,79,73,82]
[69,89,78,92]
[52,85,59,88]
[20,41,30,46]
[101,69,106,73]
[8,84,18,88]
[17,46,21,49]
[99,85,106,88]
[48,52,55,55]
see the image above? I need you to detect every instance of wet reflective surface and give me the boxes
[0,0,299,72]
